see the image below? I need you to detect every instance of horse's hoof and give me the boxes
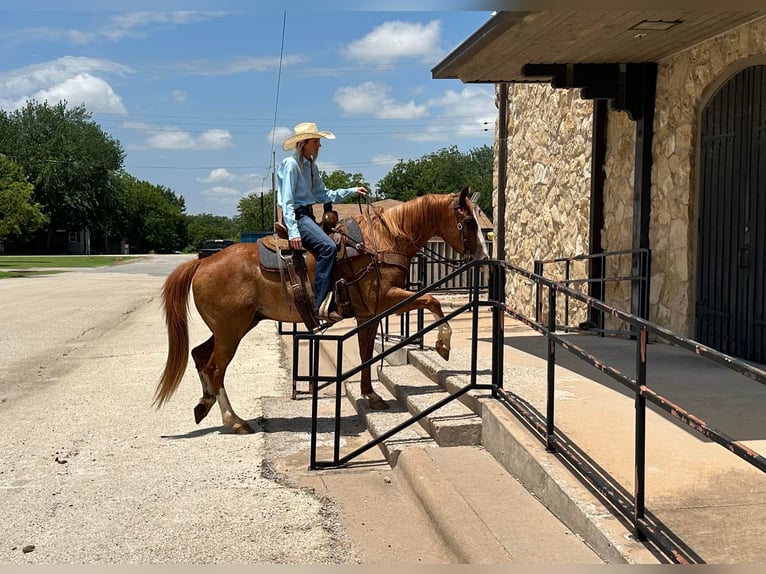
[436,342,451,361]
[194,403,210,424]
[232,422,255,434]
[365,393,389,411]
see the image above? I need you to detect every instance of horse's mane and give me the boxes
[360,194,449,254]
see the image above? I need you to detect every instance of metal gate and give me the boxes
[697,64,766,363]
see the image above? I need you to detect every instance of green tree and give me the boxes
[237,190,276,233]
[115,173,187,253]
[186,212,238,249]
[0,155,47,238]
[377,145,493,218]
[0,100,125,251]
[320,169,371,203]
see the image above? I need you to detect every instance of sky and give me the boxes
[0,3,498,218]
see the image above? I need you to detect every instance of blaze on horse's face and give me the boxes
[453,187,489,262]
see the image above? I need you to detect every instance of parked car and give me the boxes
[198,239,235,259]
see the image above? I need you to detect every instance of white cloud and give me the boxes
[177,55,304,76]
[425,86,496,138]
[269,126,293,149]
[334,81,427,119]
[197,168,237,184]
[32,73,127,114]
[372,154,402,167]
[125,122,234,150]
[197,129,233,149]
[3,12,225,46]
[170,89,188,102]
[0,57,131,113]
[343,20,442,64]
[203,185,242,198]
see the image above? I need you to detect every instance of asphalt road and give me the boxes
[0,254,361,564]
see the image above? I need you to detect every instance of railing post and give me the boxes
[470,262,480,387]
[634,326,648,540]
[334,339,344,465]
[534,260,543,323]
[490,262,506,397]
[564,260,570,331]
[546,287,557,452]
[309,336,319,470]
[417,252,426,348]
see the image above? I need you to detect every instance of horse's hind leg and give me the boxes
[202,334,253,434]
[191,336,216,424]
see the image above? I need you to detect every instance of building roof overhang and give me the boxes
[432,11,766,84]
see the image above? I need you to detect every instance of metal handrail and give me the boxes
[534,248,651,336]
[297,258,765,563]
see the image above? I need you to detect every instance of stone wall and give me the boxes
[496,16,766,336]
[602,16,766,336]
[497,84,593,324]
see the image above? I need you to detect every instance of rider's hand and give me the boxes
[357,187,367,197]
[289,237,302,251]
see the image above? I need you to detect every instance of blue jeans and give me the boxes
[296,214,337,312]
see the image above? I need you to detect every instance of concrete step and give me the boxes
[373,338,416,366]
[377,363,482,447]
[406,348,493,416]
[344,379,436,467]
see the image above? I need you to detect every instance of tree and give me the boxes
[377,145,493,218]
[0,100,125,251]
[186,213,238,249]
[0,155,47,238]
[237,190,276,233]
[320,169,371,203]
[115,173,187,253]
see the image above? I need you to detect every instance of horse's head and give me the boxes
[446,186,490,262]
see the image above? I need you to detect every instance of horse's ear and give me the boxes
[459,186,471,206]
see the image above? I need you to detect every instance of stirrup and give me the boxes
[318,293,343,323]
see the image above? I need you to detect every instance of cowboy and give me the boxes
[277,122,367,323]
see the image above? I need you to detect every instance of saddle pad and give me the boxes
[258,237,291,272]
[257,218,365,272]
[339,217,364,259]
[341,217,363,246]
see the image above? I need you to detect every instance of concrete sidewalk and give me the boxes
[279,299,765,564]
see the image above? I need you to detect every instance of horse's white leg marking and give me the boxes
[432,311,452,360]
[216,387,237,426]
[215,386,252,433]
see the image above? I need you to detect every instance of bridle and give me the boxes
[451,193,478,261]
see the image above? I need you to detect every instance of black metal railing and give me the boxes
[293,262,498,469]
[499,258,766,563]
[534,248,651,336]
[294,258,766,563]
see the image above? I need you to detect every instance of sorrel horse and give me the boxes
[153,187,488,433]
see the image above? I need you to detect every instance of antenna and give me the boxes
[270,11,287,229]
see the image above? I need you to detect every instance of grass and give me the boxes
[0,255,139,278]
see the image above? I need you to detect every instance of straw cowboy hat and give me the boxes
[282,122,336,151]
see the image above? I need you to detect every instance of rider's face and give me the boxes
[303,138,321,159]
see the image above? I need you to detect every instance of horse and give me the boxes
[153,186,489,434]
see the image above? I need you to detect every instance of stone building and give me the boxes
[434,11,766,364]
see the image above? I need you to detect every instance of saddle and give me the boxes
[257,213,366,330]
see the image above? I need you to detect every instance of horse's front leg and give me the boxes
[382,287,452,361]
[355,317,389,411]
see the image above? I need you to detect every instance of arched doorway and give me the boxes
[696,65,766,363]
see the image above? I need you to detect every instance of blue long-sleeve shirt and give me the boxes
[277,154,358,240]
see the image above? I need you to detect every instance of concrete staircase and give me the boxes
[344,340,483,467]
[343,338,659,564]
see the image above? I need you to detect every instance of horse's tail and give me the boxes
[153,258,201,408]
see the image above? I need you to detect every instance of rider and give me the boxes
[277,122,367,323]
